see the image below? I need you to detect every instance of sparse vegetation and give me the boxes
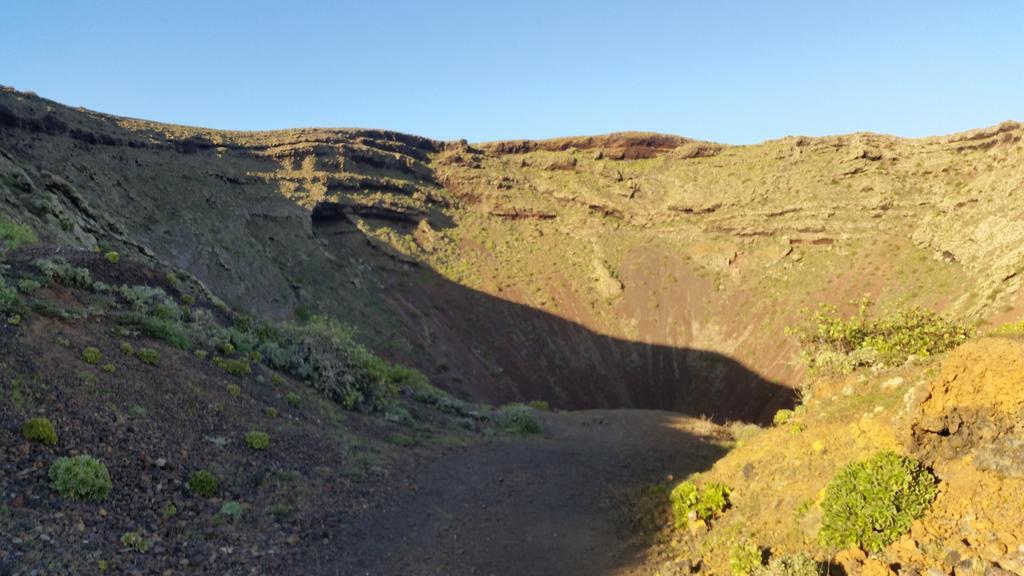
[34,257,92,288]
[819,451,937,552]
[788,299,971,374]
[188,470,219,498]
[753,553,821,576]
[49,455,112,501]
[285,392,302,408]
[104,251,120,264]
[226,383,241,396]
[21,417,58,445]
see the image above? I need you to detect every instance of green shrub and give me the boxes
[195,349,208,360]
[670,480,731,529]
[162,502,178,518]
[226,384,241,397]
[104,251,120,264]
[285,392,302,408]
[137,348,159,365]
[265,407,278,418]
[245,431,269,450]
[992,320,1024,338]
[0,216,37,252]
[772,409,794,426]
[82,346,102,364]
[788,299,971,373]
[188,470,219,497]
[819,451,937,552]
[21,417,58,445]
[101,363,116,374]
[753,554,822,576]
[527,400,551,411]
[120,531,148,553]
[181,294,195,306]
[214,356,251,377]
[494,403,541,434]
[33,257,91,288]
[49,455,112,501]
[0,275,19,315]
[119,285,168,309]
[729,541,764,576]
[119,311,190,349]
[257,318,399,411]
[17,278,41,293]
[119,341,134,356]
[219,500,243,520]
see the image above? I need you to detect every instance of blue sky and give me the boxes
[3,1,1022,143]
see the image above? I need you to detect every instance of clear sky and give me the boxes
[3,1,1022,143]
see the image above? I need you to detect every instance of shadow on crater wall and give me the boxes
[314,213,794,425]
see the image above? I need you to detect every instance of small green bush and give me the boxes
[120,341,134,356]
[188,470,219,498]
[670,480,731,528]
[527,400,551,411]
[104,251,120,264]
[226,384,241,397]
[120,531,148,553]
[819,451,937,552]
[992,320,1024,338]
[0,279,18,318]
[772,409,794,426]
[137,348,159,365]
[17,278,41,293]
[0,216,37,252]
[49,455,112,501]
[162,502,178,518]
[265,407,279,418]
[245,431,269,450]
[495,403,541,434]
[21,417,58,445]
[34,257,92,288]
[729,541,763,576]
[753,554,822,576]
[82,346,102,364]
[285,392,302,408]
[213,356,251,377]
[101,363,116,374]
[220,500,243,520]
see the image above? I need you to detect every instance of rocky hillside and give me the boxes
[2,86,1023,425]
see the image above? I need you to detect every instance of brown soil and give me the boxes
[310,410,728,576]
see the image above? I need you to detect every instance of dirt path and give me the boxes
[308,410,728,576]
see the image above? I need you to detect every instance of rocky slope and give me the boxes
[5,86,1022,425]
